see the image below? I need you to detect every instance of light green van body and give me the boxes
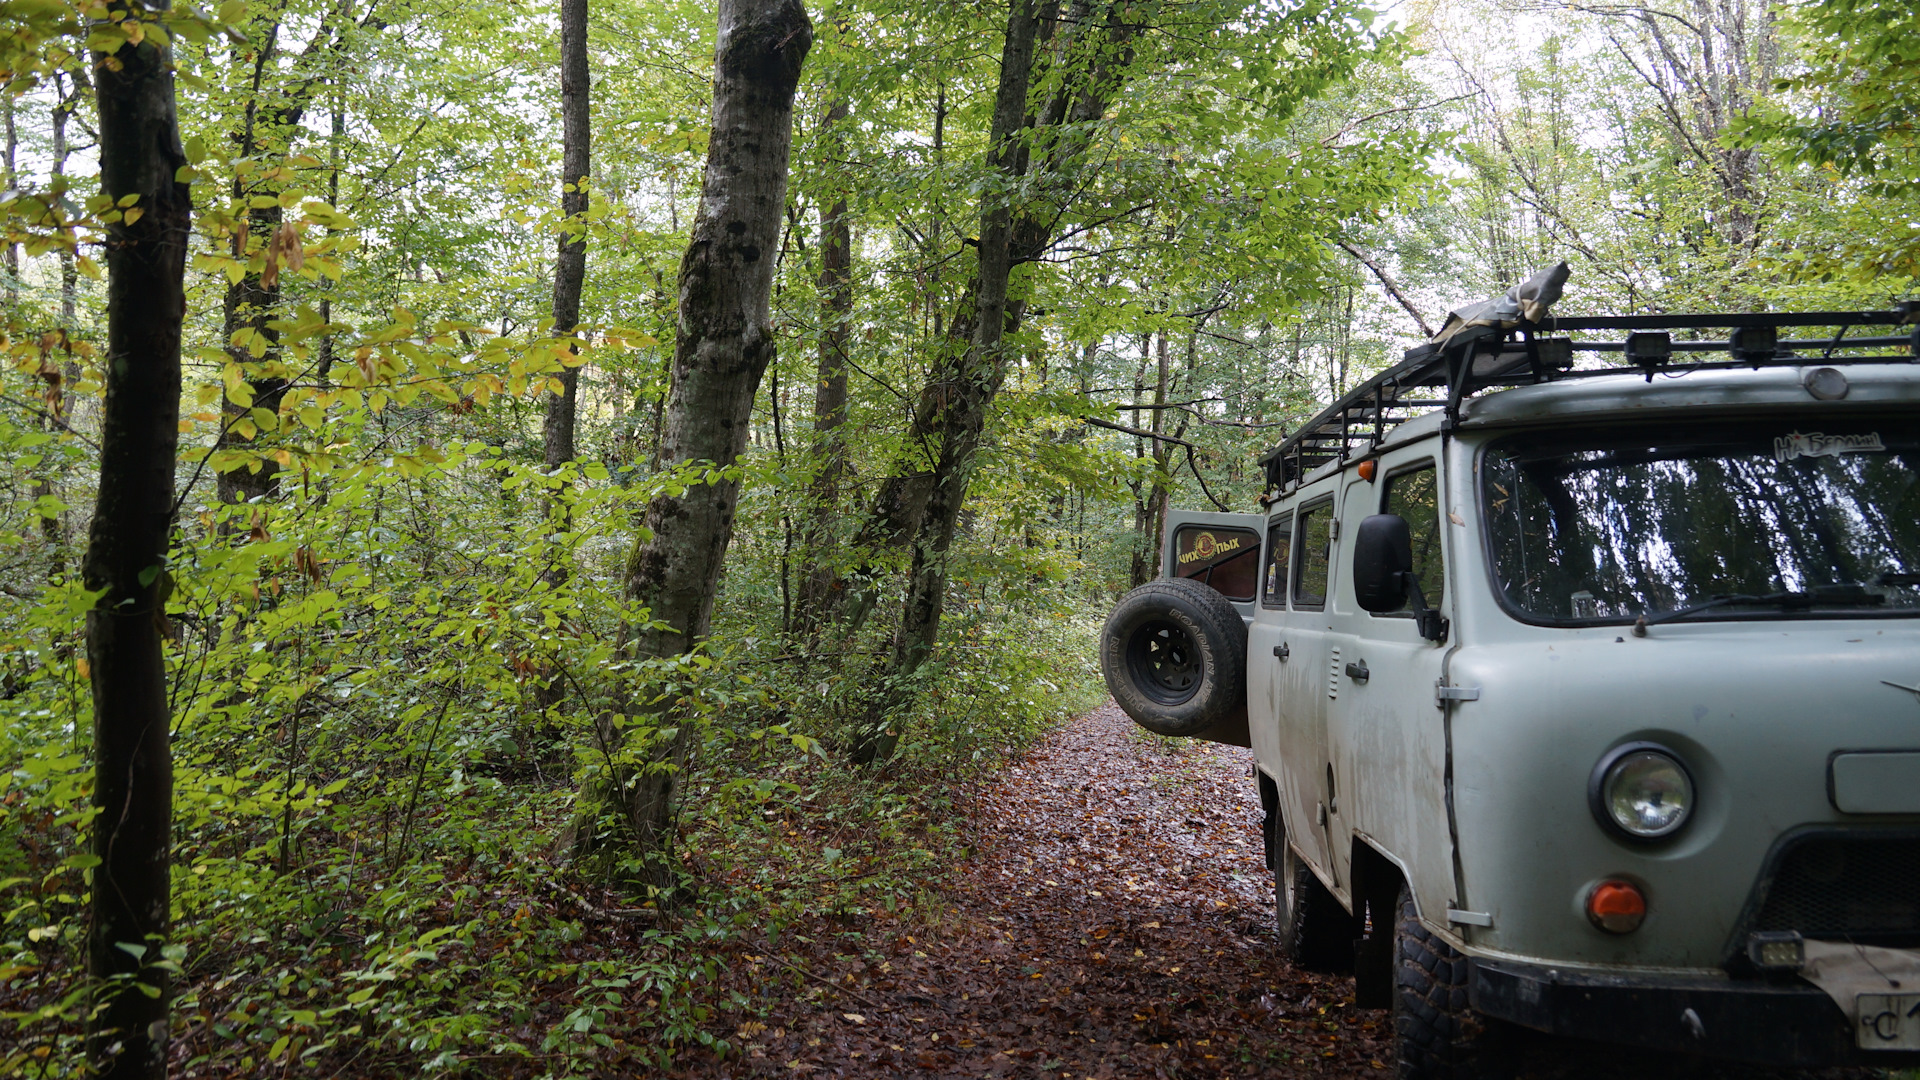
[1165,361,1920,978]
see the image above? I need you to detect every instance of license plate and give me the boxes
[1857,994,1920,1050]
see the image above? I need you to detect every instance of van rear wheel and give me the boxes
[1276,844,1358,972]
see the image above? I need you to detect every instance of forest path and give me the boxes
[695,702,1386,1078]
[686,703,1880,1080]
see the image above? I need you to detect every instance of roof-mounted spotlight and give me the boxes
[1730,325,1778,365]
[1625,332,1671,380]
[1533,337,1575,371]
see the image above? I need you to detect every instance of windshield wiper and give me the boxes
[1632,585,1885,636]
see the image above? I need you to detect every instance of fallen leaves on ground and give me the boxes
[672,704,1882,1080]
[675,703,1382,1078]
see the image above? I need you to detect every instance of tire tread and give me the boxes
[1279,852,1358,973]
[1393,885,1505,1080]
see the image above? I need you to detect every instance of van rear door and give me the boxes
[1160,510,1265,619]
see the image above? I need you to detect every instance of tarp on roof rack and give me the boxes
[1431,262,1569,348]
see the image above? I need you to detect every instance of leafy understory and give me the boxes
[2,0,1913,1074]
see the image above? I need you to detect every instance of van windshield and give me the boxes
[1482,419,1920,624]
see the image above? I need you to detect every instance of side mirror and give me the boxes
[1354,513,1449,641]
[1353,514,1413,613]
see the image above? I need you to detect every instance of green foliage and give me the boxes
[1401,0,1913,311]
[36,0,1914,1072]
[1737,0,1920,185]
[1731,0,1920,282]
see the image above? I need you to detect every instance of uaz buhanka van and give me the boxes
[1101,266,1920,1078]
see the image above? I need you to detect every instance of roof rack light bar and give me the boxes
[1575,334,1919,353]
[1546,310,1909,331]
[1258,307,1918,493]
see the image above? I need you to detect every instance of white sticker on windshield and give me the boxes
[1774,431,1885,462]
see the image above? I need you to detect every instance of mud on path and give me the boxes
[684,704,1879,1080]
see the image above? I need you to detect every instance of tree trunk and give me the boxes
[852,0,1138,762]
[53,71,82,327]
[316,91,344,385]
[577,0,811,888]
[531,0,591,718]
[542,0,590,506]
[84,10,191,1077]
[213,15,343,509]
[848,0,1042,764]
[1127,334,1154,587]
[215,193,291,508]
[1145,331,1175,579]
[832,0,1138,656]
[791,98,852,640]
[25,85,70,544]
[3,93,18,306]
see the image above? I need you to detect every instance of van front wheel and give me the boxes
[1392,884,1506,1080]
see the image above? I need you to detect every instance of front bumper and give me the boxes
[1469,958,1920,1067]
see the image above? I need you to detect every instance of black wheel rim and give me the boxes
[1124,617,1203,705]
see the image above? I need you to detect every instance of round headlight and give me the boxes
[1590,743,1694,840]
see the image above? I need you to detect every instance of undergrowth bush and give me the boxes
[0,425,1109,1075]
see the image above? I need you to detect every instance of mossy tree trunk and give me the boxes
[576,0,811,890]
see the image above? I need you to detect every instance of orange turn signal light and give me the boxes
[1587,879,1646,934]
[1357,459,1377,482]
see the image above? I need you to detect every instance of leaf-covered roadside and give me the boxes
[672,704,1390,1078]
[0,571,1105,1075]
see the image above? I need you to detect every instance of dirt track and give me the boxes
[688,703,1882,1080]
[694,703,1392,1077]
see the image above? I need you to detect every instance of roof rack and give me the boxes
[1257,303,1920,493]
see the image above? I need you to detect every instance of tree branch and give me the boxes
[1335,241,1434,337]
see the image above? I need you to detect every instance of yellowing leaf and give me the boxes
[123,207,143,226]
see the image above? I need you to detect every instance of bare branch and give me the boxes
[1334,241,1434,337]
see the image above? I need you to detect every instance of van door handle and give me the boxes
[1345,660,1369,683]
[1274,642,1290,661]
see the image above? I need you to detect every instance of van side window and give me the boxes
[1262,518,1291,608]
[1381,465,1445,611]
[1292,499,1334,608]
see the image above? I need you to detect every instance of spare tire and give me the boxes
[1101,577,1248,737]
